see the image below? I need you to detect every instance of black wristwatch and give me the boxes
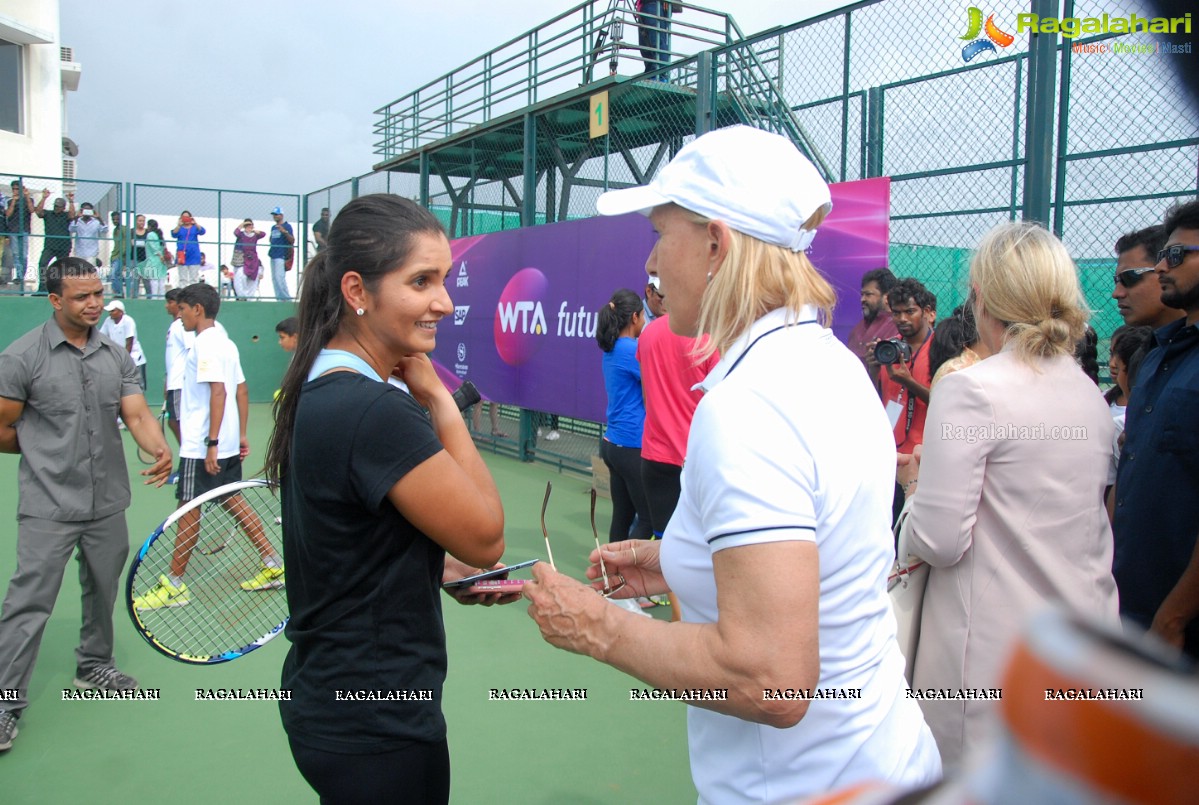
[205,438,219,448]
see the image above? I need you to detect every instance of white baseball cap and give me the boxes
[103,300,125,312]
[595,125,832,251]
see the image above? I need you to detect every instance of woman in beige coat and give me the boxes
[897,222,1119,772]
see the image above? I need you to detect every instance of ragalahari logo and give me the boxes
[494,267,549,367]
[960,7,1014,62]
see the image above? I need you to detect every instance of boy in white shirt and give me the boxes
[133,283,283,610]
[100,300,147,391]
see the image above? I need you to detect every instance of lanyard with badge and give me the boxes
[884,330,932,436]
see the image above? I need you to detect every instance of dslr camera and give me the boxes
[873,338,912,366]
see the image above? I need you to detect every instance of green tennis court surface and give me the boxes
[0,404,695,804]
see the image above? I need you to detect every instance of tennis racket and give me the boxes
[136,405,169,465]
[126,479,288,664]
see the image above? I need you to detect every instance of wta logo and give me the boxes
[960,7,1014,62]
[494,267,549,366]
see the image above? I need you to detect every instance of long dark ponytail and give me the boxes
[264,194,445,483]
[596,288,642,353]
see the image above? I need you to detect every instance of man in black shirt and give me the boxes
[312,207,330,253]
[34,190,76,293]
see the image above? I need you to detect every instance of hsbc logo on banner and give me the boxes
[454,305,470,325]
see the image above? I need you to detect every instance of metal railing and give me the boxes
[372,1,745,162]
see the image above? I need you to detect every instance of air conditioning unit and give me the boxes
[63,158,77,196]
[60,46,73,62]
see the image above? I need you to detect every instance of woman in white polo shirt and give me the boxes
[524,126,940,803]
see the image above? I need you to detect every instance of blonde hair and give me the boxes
[685,207,836,360]
[969,222,1088,363]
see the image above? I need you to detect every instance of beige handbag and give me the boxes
[889,499,928,685]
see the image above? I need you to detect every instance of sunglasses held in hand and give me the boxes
[538,481,626,598]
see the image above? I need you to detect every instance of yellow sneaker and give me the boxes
[133,576,190,610]
[240,566,285,591]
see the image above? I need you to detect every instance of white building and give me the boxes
[1,0,79,182]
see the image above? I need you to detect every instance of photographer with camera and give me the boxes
[874,278,936,457]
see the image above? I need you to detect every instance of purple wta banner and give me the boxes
[431,177,890,424]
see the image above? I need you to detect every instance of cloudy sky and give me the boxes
[60,0,848,196]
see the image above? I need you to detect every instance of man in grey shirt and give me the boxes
[0,257,172,752]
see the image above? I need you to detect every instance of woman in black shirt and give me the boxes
[265,194,511,805]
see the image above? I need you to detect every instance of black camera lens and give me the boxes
[873,339,911,365]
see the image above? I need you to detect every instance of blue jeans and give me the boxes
[109,259,125,296]
[6,233,28,284]
[638,1,672,81]
[270,257,291,300]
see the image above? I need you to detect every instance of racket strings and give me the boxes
[131,484,287,660]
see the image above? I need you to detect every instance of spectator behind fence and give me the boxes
[129,215,150,298]
[597,288,654,547]
[4,181,34,286]
[928,300,990,392]
[171,211,205,287]
[1112,224,1181,329]
[197,252,216,287]
[1112,199,1199,659]
[34,191,76,291]
[139,218,169,299]
[635,1,677,81]
[0,185,11,286]
[896,222,1118,773]
[847,267,900,364]
[263,194,510,803]
[268,206,295,301]
[0,257,171,752]
[312,207,330,253]
[232,219,265,300]
[525,126,941,802]
[69,203,107,268]
[109,212,128,297]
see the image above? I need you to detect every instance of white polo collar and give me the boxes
[695,305,820,393]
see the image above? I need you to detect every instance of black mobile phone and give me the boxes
[451,380,482,412]
[441,559,539,589]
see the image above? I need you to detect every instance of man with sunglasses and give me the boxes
[1112,224,1181,329]
[1112,199,1199,660]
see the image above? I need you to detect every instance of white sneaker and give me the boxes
[609,597,652,618]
